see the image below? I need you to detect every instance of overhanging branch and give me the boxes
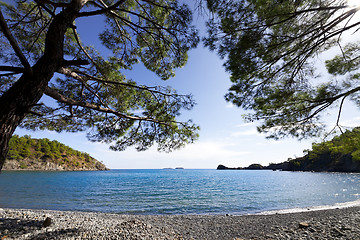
[36,0,70,8]
[62,59,90,67]
[70,68,187,98]
[44,86,166,124]
[77,0,126,17]
[0,10,32,75]
[0,66,25,73]
[57,67,109,108]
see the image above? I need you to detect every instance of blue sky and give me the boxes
[14,1,360,169]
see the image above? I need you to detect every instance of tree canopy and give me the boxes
[205,0,360,139]
[0,0,200,170]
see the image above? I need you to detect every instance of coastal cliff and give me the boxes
[219,128,360,173]
[266,153,360,172]
[268,128,360,172]
[3,135,108,171]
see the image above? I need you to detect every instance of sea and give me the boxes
[1,169,360,215]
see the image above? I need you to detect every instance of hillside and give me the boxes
[3,135,108,171]
[218,128,360,172]
[267,128,360,172]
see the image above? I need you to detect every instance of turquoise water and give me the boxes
[1,169,360,215]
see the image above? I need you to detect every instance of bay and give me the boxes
[0,169,360,215]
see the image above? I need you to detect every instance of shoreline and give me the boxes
[258,198,360,215]
[1,206,360,239]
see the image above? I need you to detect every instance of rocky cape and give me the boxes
[217,164,264,170]
[218,128,360,173]
[3,158,108,171]
[265,154,360,172]
[3,135,108,171]
[217,156,360,173]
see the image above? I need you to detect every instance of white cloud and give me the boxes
[225,102,235,108]
[339,117,360,128]
[235,122,256,128]
[91,140,251,169]
[231,129,260,137]
[255,140,290,146]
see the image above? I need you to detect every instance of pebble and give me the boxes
[42,217,52,228]
[299,221,310,228]
[0,207,360,239]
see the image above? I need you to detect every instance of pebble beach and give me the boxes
[1,207,360,239]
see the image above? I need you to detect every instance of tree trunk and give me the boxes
[0,0,86,172]
[0,64,57,171]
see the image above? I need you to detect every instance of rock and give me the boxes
[216,164,243,170]
[42,217,52,228]
[332,227,345,236]
[299,222,310,228]
[245,164,263,170]
[342,225,352,231]
[217,164,227,170]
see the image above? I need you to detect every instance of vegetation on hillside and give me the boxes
[5,135,107,170]
[270,128,360,172]
[306,128,360,162]
[219,128,360,172]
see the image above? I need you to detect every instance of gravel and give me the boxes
[1,207,360,239]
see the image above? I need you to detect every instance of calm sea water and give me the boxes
[1,169,360,215]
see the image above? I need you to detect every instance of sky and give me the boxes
[13,1,360,169]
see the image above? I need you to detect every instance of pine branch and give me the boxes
[62,59,90,67]
[77,0,126,17]
[44,86,166,123]
[0,66,25,73]
[0,10,32,75]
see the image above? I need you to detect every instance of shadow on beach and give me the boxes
[0,217,81,240]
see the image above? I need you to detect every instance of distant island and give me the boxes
[162,167,185,170]
[217,164,264,170]
[3,135,108,171]
[218,127,360,173]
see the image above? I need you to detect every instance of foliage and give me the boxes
[6,135,102,169]
[246,163,263,169]
[205,0,360,139]
[279,127,360,172]
[307,127,360,162]
[0,0,200,154]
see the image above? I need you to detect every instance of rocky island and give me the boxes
[217,164,264,170]
[3,135,108,171]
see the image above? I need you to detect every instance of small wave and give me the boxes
[258,199,360,215]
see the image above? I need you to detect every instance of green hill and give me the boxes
[267,128,360,172]
[3,135,108,171]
